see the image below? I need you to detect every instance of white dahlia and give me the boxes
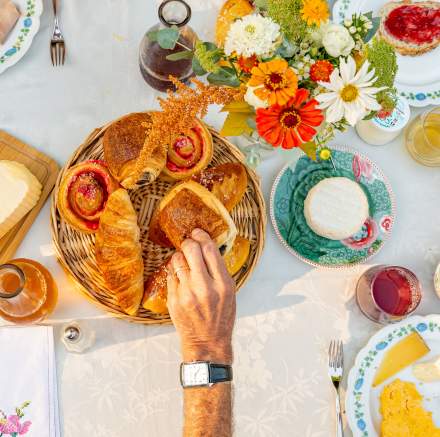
[316,56,385,126]
[224,14,281,58]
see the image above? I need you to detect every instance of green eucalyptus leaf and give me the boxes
[364,11,373,21]
[207,67,240,87]
[147,30,159,42]
[364,17,380,43]
[192,57,207,76]
[157,26,180,49]
[166,50,194,61]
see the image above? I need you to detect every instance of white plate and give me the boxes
[0,0,43,74]
[333,0,440,107]
[346,315,440,437]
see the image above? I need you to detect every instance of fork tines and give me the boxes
[50,41,65,66]
[328,340,344,370]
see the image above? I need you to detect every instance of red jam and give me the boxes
[166,127,204,173]
[385,5,440,45]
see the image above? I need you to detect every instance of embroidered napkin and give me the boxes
[0,0,20,44]
[0,326,60,437]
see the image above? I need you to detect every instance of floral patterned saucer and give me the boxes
[0,0,43,75]
[346,315,440,437]
[270,146,395,268]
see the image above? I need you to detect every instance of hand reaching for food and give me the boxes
[167,228,236,364]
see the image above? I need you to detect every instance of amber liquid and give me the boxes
[406,112,440,166]
[0,259,58,324]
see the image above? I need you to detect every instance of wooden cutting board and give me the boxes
[0,131,59,264]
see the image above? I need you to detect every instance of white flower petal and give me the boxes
[343,101,362,126]
[326,98,345,123]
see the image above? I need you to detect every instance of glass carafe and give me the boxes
[139,0,197,92]
[0,259,58,324]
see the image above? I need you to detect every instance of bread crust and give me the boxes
[379,1,440,56]
[95,189,144,315]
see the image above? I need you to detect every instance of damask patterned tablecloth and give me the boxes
[1,0,440,436]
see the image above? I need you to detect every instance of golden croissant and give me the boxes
[95,188,144,315]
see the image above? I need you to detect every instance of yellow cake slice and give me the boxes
[373,332,430,387]
[380,379,440,437]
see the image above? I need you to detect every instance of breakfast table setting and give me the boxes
[1,0,440,436]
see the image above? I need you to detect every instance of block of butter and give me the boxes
[413,356,440,382]
[0,160,42,239]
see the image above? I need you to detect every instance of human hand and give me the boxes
[167,228,236,364]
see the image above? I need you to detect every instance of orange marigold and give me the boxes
[310,60,334,82]
[237,55,259,74]
[248,59,298,106]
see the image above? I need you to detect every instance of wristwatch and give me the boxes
[180,361,233,388]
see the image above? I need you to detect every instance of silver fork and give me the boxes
[50,0,65,66]
[328,340,344,437]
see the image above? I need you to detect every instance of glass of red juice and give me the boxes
[356,265,422,324]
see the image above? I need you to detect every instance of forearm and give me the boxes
[184,383,232,437]
[182,344,233,437]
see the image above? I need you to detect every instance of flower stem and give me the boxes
[175,41,192,51]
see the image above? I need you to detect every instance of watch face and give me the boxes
[182,363,210,387]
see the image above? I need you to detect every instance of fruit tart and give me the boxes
[57,160,119,233]
[161,119,213,181]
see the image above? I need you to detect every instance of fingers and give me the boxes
[171,252,190,288]
[191,228,230,281]
[180,237,210,281]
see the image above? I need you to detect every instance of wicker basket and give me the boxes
[50,118,266,324]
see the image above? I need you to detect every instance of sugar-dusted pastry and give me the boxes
[0,160,42,239]
[95,189,144,316]
[103,112,167,188]
[379,1,440,56]
[304,177,369,240]
[142,260,170,315]
[57,160,119,233]
[0,0,20,44]
[160,119,213,182]
[157,180,237,253]
[192,162,248,211]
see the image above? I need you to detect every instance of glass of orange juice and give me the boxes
[0,259,58,324]
[406,106,440,166]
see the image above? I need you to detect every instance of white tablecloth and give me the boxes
[1,1,440,436]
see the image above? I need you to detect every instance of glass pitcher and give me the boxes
[0,259,58,324]
[139,0,197,92]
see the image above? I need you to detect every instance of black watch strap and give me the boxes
[209,363,233,384]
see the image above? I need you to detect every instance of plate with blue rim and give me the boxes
[270,145,395,268]
[346,314,440,436]
[333,0,440,107]
[0,0,43,75]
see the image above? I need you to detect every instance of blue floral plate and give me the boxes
[270,146,395,268]
[346,315,440,436]
[0,0,43,75]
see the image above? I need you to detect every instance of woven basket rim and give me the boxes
[50,119,266,325]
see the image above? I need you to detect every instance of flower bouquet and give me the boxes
[151,0,398,166]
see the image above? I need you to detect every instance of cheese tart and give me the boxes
[57,160,119,233]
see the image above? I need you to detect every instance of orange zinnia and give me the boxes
[248,59,298,106]
[256,88,324,149]
[237,55,259,73]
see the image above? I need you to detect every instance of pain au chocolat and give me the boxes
[103,112,167,188]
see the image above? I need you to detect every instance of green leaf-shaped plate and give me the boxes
[270,146,396,268]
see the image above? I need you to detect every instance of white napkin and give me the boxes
[0,326,60,437]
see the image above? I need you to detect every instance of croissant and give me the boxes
[95,189,144,315]
[103,112,167,188]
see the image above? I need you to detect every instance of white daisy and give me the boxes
[224,14,281,58]
[316,56,385,126]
